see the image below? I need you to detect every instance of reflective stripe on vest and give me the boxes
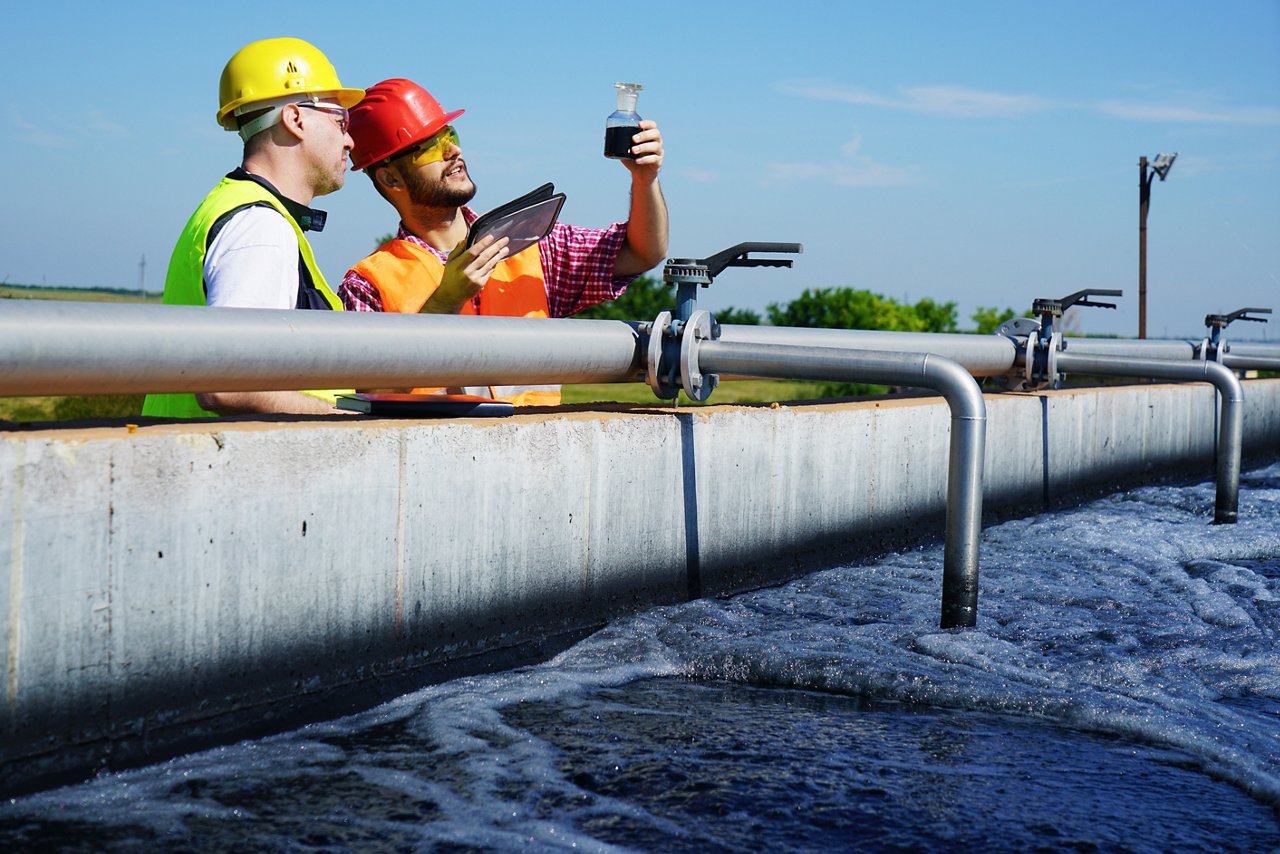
[350,239,562,406]
[142,177,347,418]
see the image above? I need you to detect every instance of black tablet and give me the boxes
[336,393,515,418]
[465,183,565,257]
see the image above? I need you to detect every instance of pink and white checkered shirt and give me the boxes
[339,208,634,317]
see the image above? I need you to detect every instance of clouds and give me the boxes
[1098,101,1280,126]
[764,79,1280,190]
[12,111,73,149]
[765,133,922,188]
[780,79,1280,127]
[776,82,1051,119]
[11,108,128,150]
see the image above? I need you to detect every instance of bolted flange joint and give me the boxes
[646,308,721,402]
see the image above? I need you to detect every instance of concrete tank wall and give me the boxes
[2,379,1278,795]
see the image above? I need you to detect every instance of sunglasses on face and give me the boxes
[405,126,460,166]
[298,102,349,134]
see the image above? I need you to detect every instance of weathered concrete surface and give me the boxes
[2,379,1278,795]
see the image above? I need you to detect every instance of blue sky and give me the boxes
[3,0,1277,338]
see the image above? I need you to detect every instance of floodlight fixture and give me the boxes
[1151,152,1178,181]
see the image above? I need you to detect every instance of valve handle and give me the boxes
[702,242,803,280]
[1205,307,1271,329]
[1032,288,1124,317]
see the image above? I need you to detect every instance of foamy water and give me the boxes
[3,462,1279,851]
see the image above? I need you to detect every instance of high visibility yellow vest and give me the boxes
[142,176,346,418]
[349,239,561,406]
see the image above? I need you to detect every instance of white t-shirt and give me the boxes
[204,206,299,309]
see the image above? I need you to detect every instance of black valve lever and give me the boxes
[1205,307,1271,329]
[1032,288,1124,318]
[699,242,804,281]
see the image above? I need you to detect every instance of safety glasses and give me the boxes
[298,102,350,134]
[405,126,460,166]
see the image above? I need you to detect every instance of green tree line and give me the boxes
[577,277,1023,397]
[577,275,1023,335]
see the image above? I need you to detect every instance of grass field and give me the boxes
[0,284,162,303]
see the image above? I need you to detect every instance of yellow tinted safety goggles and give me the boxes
[407,126,460,166]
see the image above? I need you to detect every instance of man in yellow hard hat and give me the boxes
[338,78,668,405]
[142,38,363,418]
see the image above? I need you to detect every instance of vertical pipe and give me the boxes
[1055,352,1244,523]
[929,356,986,629]
[697,341,987,629]
[1210,362,1244,524]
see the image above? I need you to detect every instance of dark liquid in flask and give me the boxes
[604,125,640,159]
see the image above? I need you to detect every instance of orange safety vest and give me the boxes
[350,239,561,406]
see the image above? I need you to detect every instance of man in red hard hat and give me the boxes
[339,78,668,406]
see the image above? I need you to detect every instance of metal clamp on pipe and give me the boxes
[646,243,802,401]
[999,288,1123,390]
[1199,306,1271,363]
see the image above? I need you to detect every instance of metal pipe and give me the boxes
[1223,355,1280,372]
[0,301,644,396]
[699,340,986,629]
[1055,352,1244,524]
[1226,342,1280,360]
[720,326,1280,376]
[1062,338,1197,361]
[719,325,1019,377]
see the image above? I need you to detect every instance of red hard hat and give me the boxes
[348,78,465,170]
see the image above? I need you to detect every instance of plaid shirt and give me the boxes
[339,208,634,317]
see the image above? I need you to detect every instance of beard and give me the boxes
[313,165,346,198]
[404,163,476,209]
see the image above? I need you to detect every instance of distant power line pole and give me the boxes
[138,254,146,297]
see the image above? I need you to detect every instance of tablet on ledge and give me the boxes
[336,393,514,418]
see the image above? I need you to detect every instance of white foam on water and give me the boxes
[4,462,1279,847]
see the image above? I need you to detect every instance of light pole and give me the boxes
[1138,152,1177,339]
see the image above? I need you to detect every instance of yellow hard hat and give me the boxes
[217,37,364,131]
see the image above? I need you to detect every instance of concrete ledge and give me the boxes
[2,379,1278,795]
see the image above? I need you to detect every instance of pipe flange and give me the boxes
[1046,331,1062,387]
[996,317,1041,339]
[680,309,720,402]
[1020,324,1060,390]
[1024,332,1039,389]
[646,310,681,400]
[995,317,1039,391]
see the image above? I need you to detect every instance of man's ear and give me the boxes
[374,164,401,192]
[278,103,306,141]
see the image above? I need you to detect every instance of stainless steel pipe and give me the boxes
[698,340,986,629]
[1223,355,1280,372]
[0,301,644,396]
[1062,338,1198,361]
[1055,352,1245,524]
[719,325,1020,377]
[1064,338,1280,371]
[1225,342,1280,360]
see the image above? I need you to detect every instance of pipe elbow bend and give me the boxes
[1203,362,1246,405]
[923,354,986,422]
